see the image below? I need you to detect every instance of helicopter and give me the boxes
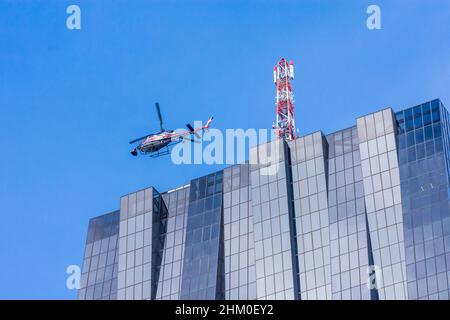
[129,102,213,158]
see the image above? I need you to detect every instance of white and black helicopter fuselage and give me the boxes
[131,132,173,156]
[129,102,213,158]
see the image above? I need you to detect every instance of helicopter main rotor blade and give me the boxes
[186,123,201,139]
[155,102,164,131]
[181,136,200,144]
[129,134,151,144]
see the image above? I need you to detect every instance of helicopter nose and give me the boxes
[130,149,138,156]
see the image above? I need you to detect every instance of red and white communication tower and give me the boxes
[273,58,296,141]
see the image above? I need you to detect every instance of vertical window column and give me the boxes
[117,188,154,300]
[357,109,408,300]
[250,140,297,300]
[289,132,332,300]
[223,164,256,300]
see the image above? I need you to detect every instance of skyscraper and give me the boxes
[78,99,450,300]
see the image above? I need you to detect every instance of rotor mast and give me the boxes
[273,58,296,141]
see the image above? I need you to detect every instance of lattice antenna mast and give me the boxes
[273,58,296,141]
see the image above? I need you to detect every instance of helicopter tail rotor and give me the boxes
[205,116,213,129]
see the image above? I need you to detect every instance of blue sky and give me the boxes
[0,0,449,299]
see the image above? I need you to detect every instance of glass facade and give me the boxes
[396,100,450,299]
[180,172,224,299]
[223,164,257,300]
[326,127,373,300]
[155,186,189,300]
[357,109,408,299]
[117,187,155,300]
[290,132,333,300]
[78,210,119,300]
[250,140,299,300]
[79,98,450,300]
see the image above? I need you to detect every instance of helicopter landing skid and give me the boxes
[149,146,171,158]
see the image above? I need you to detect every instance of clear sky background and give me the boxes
[0,0,449,299]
